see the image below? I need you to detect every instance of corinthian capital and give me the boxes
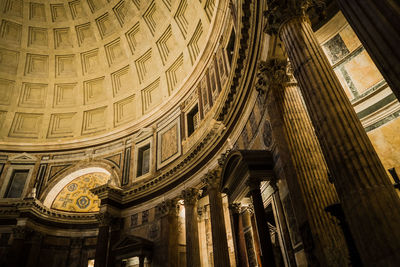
[202,169,221,190]
[156,198,179,217]
[264,0,325,35]
[229,203,242,214]
[181,188,199,206]
[12,226,33,239]
[256,59,289,93]
[95,211,115,227]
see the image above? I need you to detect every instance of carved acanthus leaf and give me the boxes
[256,58,289,94]
[156,198,179,217]
[202,169,221,190]
[181,188,199,206]
[263,0,326,35]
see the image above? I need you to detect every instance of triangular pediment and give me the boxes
[134,127,154,142]
[112,235,153,250]
[8,153,37,162]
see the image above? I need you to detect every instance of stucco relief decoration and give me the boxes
[51,172,109,212]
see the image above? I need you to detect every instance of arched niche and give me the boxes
[42,165,118,212]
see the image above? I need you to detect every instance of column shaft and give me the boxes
[6,226,29,267]
[242,208,258,267]
[278,15,400,266]
[182,188,201,267]
[336,0,400,101]
[139,256,144,267]
[249,184,276,267]
[94,211,115,267]
[67,238,83,267]
[27,232,43,267]
[208,187,231,267]
[229,204,247,267]
[263,54,348,265]
[158,199,180,267]
[94,225,110,267]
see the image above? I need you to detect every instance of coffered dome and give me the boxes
[0,0,218,149]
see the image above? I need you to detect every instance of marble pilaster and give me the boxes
[264,1,400,265]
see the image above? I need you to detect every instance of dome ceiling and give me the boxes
[0,0,217,147]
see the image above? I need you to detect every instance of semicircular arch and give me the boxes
[41,160,121,209]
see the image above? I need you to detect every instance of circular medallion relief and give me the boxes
[263,120,273,148]
[76,196,91,209]
[67,183,78,192]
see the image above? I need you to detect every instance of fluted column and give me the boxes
[336,0,400,101]
[203,170,230,267]
[181,188,201,267]
[259,54,348,266]
[247,180,276,267]
[156,198,180,267]
[95,212,114,267]
[265,2,400,265]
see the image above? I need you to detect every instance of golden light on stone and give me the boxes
[51,172,109,213]
[0,0,212,149]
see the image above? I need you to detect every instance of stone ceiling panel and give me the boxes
[0,0,218,148]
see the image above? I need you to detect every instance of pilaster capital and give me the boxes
[31,231,44,243]
[12,226,31,239]
[70,237,84,249]
[229,203,242,214]
[202,169,221,190]
[241,204,254,215]
[181,188,199,206]
[263,0,325,35]
[95,211,115,227]
[246,178,262,192]
[156,198,180,217]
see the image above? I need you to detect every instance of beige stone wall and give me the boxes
[316,12,400,183]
